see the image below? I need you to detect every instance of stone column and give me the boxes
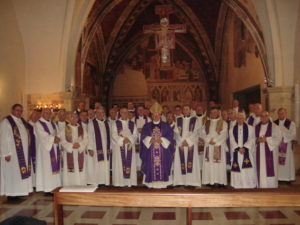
[267,86,294,120]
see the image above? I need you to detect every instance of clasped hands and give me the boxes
[209,138,216,145]
[256,136,266,143]
[54,136,60,144]
[73,142,81,149]
[150,137,162,144]
[123,137,131,145]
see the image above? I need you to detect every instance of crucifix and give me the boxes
[143,5,186,69]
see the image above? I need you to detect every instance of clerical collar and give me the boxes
[183,115,190,118]
[120,118,128,122]
[261,120,270,125]
[41,117,50,122]
[153,120,161,124]
[196,114,203,117]
[96,118,105,122]
[11,114,21,120]
[279,118,286,121]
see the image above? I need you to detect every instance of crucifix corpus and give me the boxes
[143,5,187,69]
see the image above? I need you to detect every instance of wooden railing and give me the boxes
[53,187,300,225]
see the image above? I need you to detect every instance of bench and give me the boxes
[53,187,300,225]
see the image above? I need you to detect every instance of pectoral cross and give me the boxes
[143,5,186,69]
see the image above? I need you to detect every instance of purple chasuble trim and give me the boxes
[140,122,174,183]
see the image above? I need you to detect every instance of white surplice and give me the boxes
[87,119,110,185]
[0,115,33,196]
[255,122,281,188]
[35,118,61,192]
[277,119,297,181]
[134,116,151,170]
[111,119,138,187]
[201,118,228,185]
[173,116,201,186]
[229,123,257,188]
[60,124,88,186]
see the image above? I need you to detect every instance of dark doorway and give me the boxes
[233,85,261,113]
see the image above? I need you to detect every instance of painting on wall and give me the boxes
[118,36,207,106]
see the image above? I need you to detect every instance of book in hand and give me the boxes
[59,185,97,193]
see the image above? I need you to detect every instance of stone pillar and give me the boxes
[267,86,294,120]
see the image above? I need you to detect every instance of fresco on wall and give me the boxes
[123,36,206,106]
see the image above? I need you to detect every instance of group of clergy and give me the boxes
[0,100,297,199]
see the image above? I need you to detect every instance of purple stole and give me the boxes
[92,119,110,161]
[65,125,84,172]
[6,116,32,179]
[255,121,275,183]
[25,121,36,173]
[274,119,291,165]
[176,117,197,174]
[226,120,231,166]
[39,120,61,173]
[247,115,255,126]
[116,120,134,179]
[231,123,253,172]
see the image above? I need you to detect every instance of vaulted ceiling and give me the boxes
[77,0,264,105]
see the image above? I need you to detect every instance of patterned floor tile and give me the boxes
[192,212,213,220]
[224,211,250,220]
[47,210,73,218]
[0,208,9,215]
[294,210,300,215]
[81,210,106,219]
[74,223,98,225]
[152,212,176,220]
[14,209,40,217]
[259,210,287,219]
[32,199,52,206]
[116,211,141,219]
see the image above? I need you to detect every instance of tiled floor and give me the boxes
[1,189,300,225]
[1,145,300,225]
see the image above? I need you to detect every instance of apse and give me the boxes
[75,0,267,110]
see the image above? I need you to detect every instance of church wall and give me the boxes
[0,0,25,118]
[219,13,266,110]
[112,65,148,106]
[3,0,94,114]
[293,3,300,140]
[12,0,69,94]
